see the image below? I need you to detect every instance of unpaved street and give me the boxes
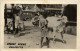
[4,21,76,49]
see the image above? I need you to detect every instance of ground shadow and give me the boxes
[55,38,66,43]
[55,38,63,42]
[43,42,47,47]
[49,38,66,44]
[19,31,31,36]
[19,32,26,36]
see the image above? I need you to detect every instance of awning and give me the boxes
[30,5,40,12]
[45,8,62,10]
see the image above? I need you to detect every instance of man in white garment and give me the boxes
[14,14,21,36]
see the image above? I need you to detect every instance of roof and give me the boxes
[23,5,41,12]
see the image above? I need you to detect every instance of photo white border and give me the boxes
[0,0,80,51]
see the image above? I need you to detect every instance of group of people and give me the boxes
[5,10,68,48]
[38,12,68,48]
[5,13,24,37]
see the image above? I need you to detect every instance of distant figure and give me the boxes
[10,21,13,33]
[32,15,39,26]
[39,14,49,48]
[38,12,45,27]
[7,22,11,33]
[7,21,13,33]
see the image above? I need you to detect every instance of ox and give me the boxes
[46,16,68,43]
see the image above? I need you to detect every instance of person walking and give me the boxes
[39,13,49,48]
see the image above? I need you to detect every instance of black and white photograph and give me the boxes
[4,4,77,49]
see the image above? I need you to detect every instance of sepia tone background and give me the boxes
[4,4,77,48]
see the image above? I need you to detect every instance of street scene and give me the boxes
[4,4,77,49]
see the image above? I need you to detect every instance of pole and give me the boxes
[5,4,7,26]
[11,4,15,32]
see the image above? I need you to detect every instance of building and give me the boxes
[20,4,41,20]
[40,4,65,16]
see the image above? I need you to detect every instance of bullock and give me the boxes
[46,16,68,43]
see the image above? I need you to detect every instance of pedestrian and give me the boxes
[9,21,13,33]
[14,14,21,37]
[39,13,49,48]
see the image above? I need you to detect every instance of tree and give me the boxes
[63,4,77,22]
